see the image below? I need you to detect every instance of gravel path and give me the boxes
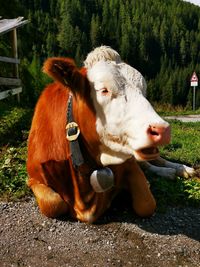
[1,197,200,267]
[164,114,200,122]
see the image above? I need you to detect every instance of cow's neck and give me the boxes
[66,94,99,167]
[66,94,115,193]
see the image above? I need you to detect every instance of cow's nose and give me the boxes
[147,124,171,145]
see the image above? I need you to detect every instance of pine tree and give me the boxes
[90,14,101,48]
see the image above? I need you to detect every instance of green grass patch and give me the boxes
[150,120,200,211]
[160,120,200,165]
[0,102,33,146]
[153,102,200,116]
[0,143,31,200]
[0,102,33,200]
[150,177,200,212]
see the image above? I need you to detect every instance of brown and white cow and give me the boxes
[26,46,189,223]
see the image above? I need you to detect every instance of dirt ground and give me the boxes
[0,195,200,267]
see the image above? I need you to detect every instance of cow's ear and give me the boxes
[43,57,85,94]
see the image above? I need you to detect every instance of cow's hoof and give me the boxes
[176,165,196,178]
[90,167,114,193]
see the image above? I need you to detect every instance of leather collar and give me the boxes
[66,94,84,168]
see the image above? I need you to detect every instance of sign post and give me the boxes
[190,72,198,111]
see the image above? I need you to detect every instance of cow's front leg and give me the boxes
[73,190,114,224]
[150,156,196,178]
[30,183,69,218]
[139,161,176,180]
[126,160,156,217]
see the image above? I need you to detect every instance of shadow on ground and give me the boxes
[94,190,200,242]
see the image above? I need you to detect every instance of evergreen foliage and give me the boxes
[0,0,200,107]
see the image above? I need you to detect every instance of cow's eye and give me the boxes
[101,88,109,95]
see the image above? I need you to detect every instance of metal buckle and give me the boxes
[66,122,80,141]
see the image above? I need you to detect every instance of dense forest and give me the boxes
[0,0,200,107]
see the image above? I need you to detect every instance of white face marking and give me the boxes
[87,60,169,166]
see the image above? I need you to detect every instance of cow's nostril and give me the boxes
[147,124,171,145]
[148,126,160,137]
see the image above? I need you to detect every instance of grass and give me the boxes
[0,144,30,200]
[160,120,200,166]
[150,120,200,210]
[0,102,200,212]
[0,101,33,200]
[153,102,200,116]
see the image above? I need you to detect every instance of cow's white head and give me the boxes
[84,46,170,166]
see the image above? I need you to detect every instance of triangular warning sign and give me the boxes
[191,72,198,82]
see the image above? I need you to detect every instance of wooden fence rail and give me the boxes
[0,17,28,102]
[0,52,22,102]
[0,53,22,101]
[0,56,20,64]
[0,77,21,86]
[0,87,22,100]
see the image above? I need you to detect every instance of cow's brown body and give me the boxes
[27,58,156,222]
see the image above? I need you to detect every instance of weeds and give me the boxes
[153,102,200,116]
[0,102,32,200]
[151,120,200,210]
[0,144,30,200]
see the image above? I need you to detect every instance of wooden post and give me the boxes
[11,28,20,102]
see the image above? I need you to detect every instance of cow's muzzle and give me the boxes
[133,123,171,161]
[147,123,171,146]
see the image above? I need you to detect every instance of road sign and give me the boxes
[190,72,198,87]
[190,72,198,111]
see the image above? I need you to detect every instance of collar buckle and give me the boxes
[66,122,80,141]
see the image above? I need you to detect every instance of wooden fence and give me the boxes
[0,17,28,101]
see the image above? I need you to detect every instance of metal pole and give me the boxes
[193,86,196,111]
